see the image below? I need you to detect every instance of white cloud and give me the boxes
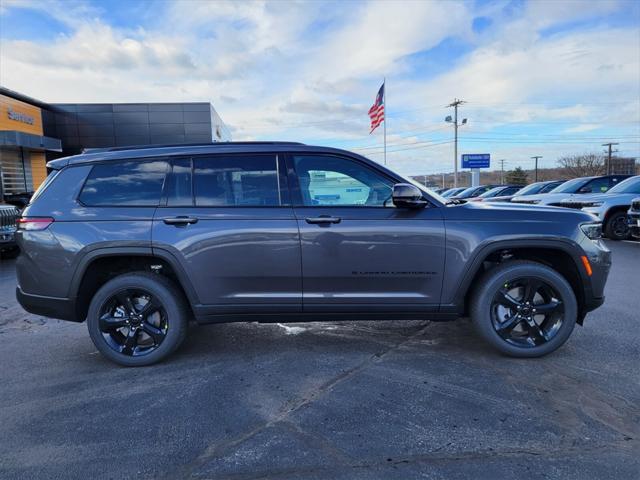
[0,0,637,176]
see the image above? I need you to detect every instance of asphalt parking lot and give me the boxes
[0,241,638,480]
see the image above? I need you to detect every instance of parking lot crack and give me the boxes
[169,321,432,479]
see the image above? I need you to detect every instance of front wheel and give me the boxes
[604,211,630,240]
[87,272,189,366]
[470,260,578,358]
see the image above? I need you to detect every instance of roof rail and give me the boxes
[81,141,305,154]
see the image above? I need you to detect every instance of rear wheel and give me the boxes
[87,272,189,366]
[470,261,577,357]
[604,211,630,240]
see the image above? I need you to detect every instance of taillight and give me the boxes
[16,217,54,231]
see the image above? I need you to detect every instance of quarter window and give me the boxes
[193,155,280,206]
[293,155,393,206]
[79,160,167,206]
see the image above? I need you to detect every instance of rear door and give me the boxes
[288,153,446,313]
[152,153,302,313]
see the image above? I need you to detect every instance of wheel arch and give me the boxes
[602,205,630,236]
[453,239,590,324]
[70,247,199,322]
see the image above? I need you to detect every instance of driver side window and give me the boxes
[293,155,394,207]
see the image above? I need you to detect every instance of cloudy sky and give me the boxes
[1,0,639,176]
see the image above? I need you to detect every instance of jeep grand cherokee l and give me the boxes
[16,142,611,366]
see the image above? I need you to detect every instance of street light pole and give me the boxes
[602,143,619,175]
[531,156,542,182]
[446,99,465,188]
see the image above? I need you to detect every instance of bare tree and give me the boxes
[557,153,605,178]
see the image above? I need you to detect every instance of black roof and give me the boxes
[46,141,376,172]
[81,141,304,154]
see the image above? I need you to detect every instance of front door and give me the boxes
[152,153,302,314]
[289,153,446,313]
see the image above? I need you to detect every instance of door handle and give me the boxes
[305,215,341,224]
[163,216,199,226]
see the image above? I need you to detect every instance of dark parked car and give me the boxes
[3,192,33,211]
[0,203,20,258]
[451,184,501,199]
[628,198,640,240]
[16,142,611,366]
[440,187,466,197]
[486,180,565,203]
[468,185,523,202]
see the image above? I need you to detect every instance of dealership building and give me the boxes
[0,87,231,201]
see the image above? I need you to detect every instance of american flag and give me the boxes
[368,83,385,133]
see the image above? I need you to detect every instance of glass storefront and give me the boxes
[0,147,34,197]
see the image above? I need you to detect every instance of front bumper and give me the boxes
[579,237,611,315]
[628,212,640,239]
[0,227,17,250]
[582,206,605,219]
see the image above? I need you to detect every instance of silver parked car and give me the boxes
[559,175,640,240]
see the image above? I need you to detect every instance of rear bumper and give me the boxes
[16,287,79,322]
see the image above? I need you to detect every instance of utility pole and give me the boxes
[602,143,619,175]
[499,159,506,184]
[446,99,466,188]
[531,156,542,182]
[442,172,445,188]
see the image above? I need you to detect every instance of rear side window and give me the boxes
[79,160,167,206]
[193,155,280,206]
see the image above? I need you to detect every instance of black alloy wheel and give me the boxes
[98,289,168,356]
[87,272,189,366]
[606,212,630,240]
[491,277,564,348]
[470,260,578,357]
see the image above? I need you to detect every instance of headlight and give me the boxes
[583,202,603,208]
[580,222,602,239]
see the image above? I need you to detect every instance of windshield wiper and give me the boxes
[446,198,466,205]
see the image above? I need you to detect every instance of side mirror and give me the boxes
[392,183,428,208]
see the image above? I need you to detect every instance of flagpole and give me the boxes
[383,78,387,165]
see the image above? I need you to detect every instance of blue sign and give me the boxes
[462,153,490,169]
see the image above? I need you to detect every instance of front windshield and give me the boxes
[608,176,640,194]
[455,186,479,198]
[441,188,461,197]
[549,177,591,193]
[479,186,508,198]
[515,182,544,196]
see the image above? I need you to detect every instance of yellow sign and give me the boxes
[0,93,43,136]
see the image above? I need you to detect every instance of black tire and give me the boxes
[87,272,189,367]
[470,260,578,358]
[604,211,630,240]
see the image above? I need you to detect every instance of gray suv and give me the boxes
[16,142,611,366]
[558,175,640,240]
